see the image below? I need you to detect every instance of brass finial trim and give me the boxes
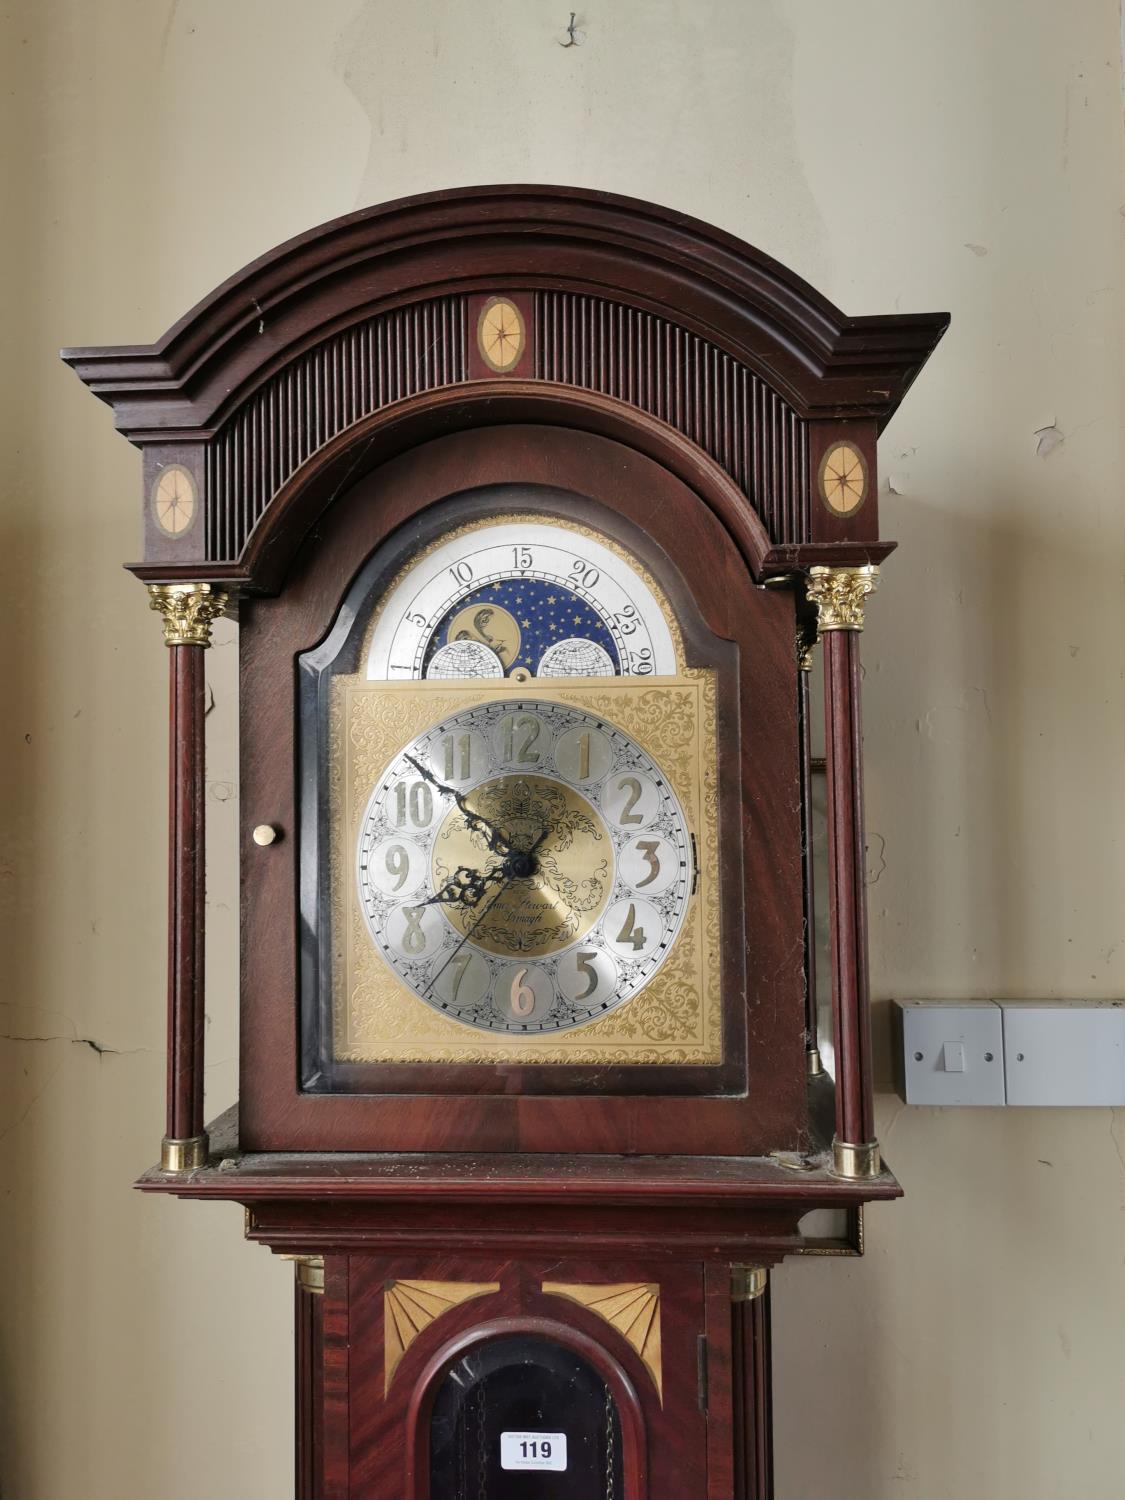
[160,1134,208,1172]
[806,565,879,632]
[831,1138,882,1179]
[805,1045,824,1078]
[283,1255,325,1295]
[731,1266,769,1302]
[148,582,229,646]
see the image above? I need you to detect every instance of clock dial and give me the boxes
[355,698,694,1034]
[366,519,678,681]
[151,464,196,537]
[477,297,525,372]
[819,441,867,517]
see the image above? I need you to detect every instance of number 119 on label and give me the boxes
[500,1431,568,1471]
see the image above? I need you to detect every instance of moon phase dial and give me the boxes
[355,699,695,1034]
[365,519,679,682]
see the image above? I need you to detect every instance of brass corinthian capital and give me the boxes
[806,565,879,633]
[148,582,229,646]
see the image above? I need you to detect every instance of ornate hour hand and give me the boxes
[403,754,513,855]
[418,862,508,911]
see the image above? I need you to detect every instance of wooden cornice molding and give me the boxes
[62,184,948,440]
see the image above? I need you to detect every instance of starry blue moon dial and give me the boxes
[365,518,677,681]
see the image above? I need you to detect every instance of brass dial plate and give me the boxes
[333,675,721,1065]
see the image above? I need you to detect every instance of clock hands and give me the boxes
[403,754,513,856]
[419,821,553,912]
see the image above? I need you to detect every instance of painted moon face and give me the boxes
[355,698,694,1034]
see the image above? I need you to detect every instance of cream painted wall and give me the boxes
[2,2,1122,1496]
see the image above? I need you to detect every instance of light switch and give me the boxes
[894,1001,1006,1106]
[942,1041,966,1073]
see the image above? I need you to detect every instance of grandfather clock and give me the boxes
[64,187,946,1497]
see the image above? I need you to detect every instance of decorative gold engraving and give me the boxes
[805,565,878,633]
[541,1282,662,1402]
[384,1280,500,1392]
[148,582,229,646]
[477,297,526,372]
[434,775,610,957]
[818,441,867,516]
[331,675,721,1066]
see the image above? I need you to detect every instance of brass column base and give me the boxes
[160,1134,209,1172]
[830,1138,882,1180]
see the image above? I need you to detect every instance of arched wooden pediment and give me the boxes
[62,185,947,589]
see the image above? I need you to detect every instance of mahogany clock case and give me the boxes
[240,424,807,1157]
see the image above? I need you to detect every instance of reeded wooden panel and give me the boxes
[204,297,469,559]
[534,291,809,544]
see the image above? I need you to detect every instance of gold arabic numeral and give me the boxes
[385,844,410,892]
[501,713,542,765]
[402,906,427,955]
[616,903,646,951]
[394,780,434,828]
[635,839,661,889]
[443,733,473,780]
[574,950,599,1001]
[446,950,472,1002]
[617,775,644,825]
[510,966,535,1016]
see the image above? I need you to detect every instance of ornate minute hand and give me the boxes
[403,754,513,856]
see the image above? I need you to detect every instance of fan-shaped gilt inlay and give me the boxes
[541,1281,662,1401]
[383,1279,499,1393]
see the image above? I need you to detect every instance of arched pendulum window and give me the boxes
[429,1336,624,1498]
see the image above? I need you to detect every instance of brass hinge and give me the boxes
[696,1334,709,1413]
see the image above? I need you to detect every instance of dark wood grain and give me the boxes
[238,424,806,1156]
[732,1279,774,1500]
[295,1276,324,1500]
[166,644,206,1142]
[823,631,876,1147]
